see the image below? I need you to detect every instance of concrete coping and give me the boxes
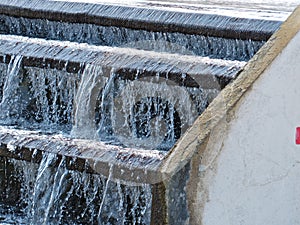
[0,0,283,41]
[0,126,166,185]
[159,5,300,181]
[0,34,245,89]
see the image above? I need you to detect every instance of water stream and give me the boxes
[71,63,211,150]
[0,153,152,224]
[0,53,230,150]
[0,52,222,223]
[0,0,287,223]
[0,14,265,61]
[0,55,24,125]
[0,59,78,134]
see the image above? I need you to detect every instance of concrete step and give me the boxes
[0,0,284,60]
[0,34,245,150]
[0,126,164,184]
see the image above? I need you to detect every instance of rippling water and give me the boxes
[51,0,300,20]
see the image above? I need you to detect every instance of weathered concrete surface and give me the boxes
[203,31,300,224]
[159,6,300,225]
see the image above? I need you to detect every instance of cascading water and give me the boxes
[0,56,207,223]
[0,153,152,224]
[0,57,78,133]
[106,75,200,150]
[0,14,265,61]
[0,55,24,125]
[71,64,108,140]
[0,40,245,225]
[71,63,218,150]
[25,67,78,132]
[0,0,287,223]
[0,37,241,148]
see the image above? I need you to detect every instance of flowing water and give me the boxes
[0,0,295,224]
[0,55,24,124]
[0,154,152,224]
[0,59,78,133]
[0,48,225,224]
[0,45,241,150]
[0,14,265,61]
[71,64,211,150]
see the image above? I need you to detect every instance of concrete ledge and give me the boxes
[0,0,282,41]
[0,126,165,184]
[0,35,245,89]
[160,5,300,180]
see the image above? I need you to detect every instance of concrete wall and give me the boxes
[160,6,300,225]
[197,9,300,225]
[202,30,300,225]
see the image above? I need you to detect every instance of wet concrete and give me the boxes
[0,1,299,224]
[0,0,283,41]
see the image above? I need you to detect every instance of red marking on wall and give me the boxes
[296,127,300,145]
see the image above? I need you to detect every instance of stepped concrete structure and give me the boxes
[159,6,300,224]
[0,1,299,224]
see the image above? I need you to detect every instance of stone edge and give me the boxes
[159,5,300,181]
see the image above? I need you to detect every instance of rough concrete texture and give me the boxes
[160,5,300,225]
[203,30,300,224]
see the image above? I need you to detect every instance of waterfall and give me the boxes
[26,67,78,133]
[71,64,108,139]
[0,46,236,151]
[71,64,208,150]
[0,154,152,224]
[0,55,24,124]
[0,58,78,133]
[109,74,200,150]
[0,14,265,61]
